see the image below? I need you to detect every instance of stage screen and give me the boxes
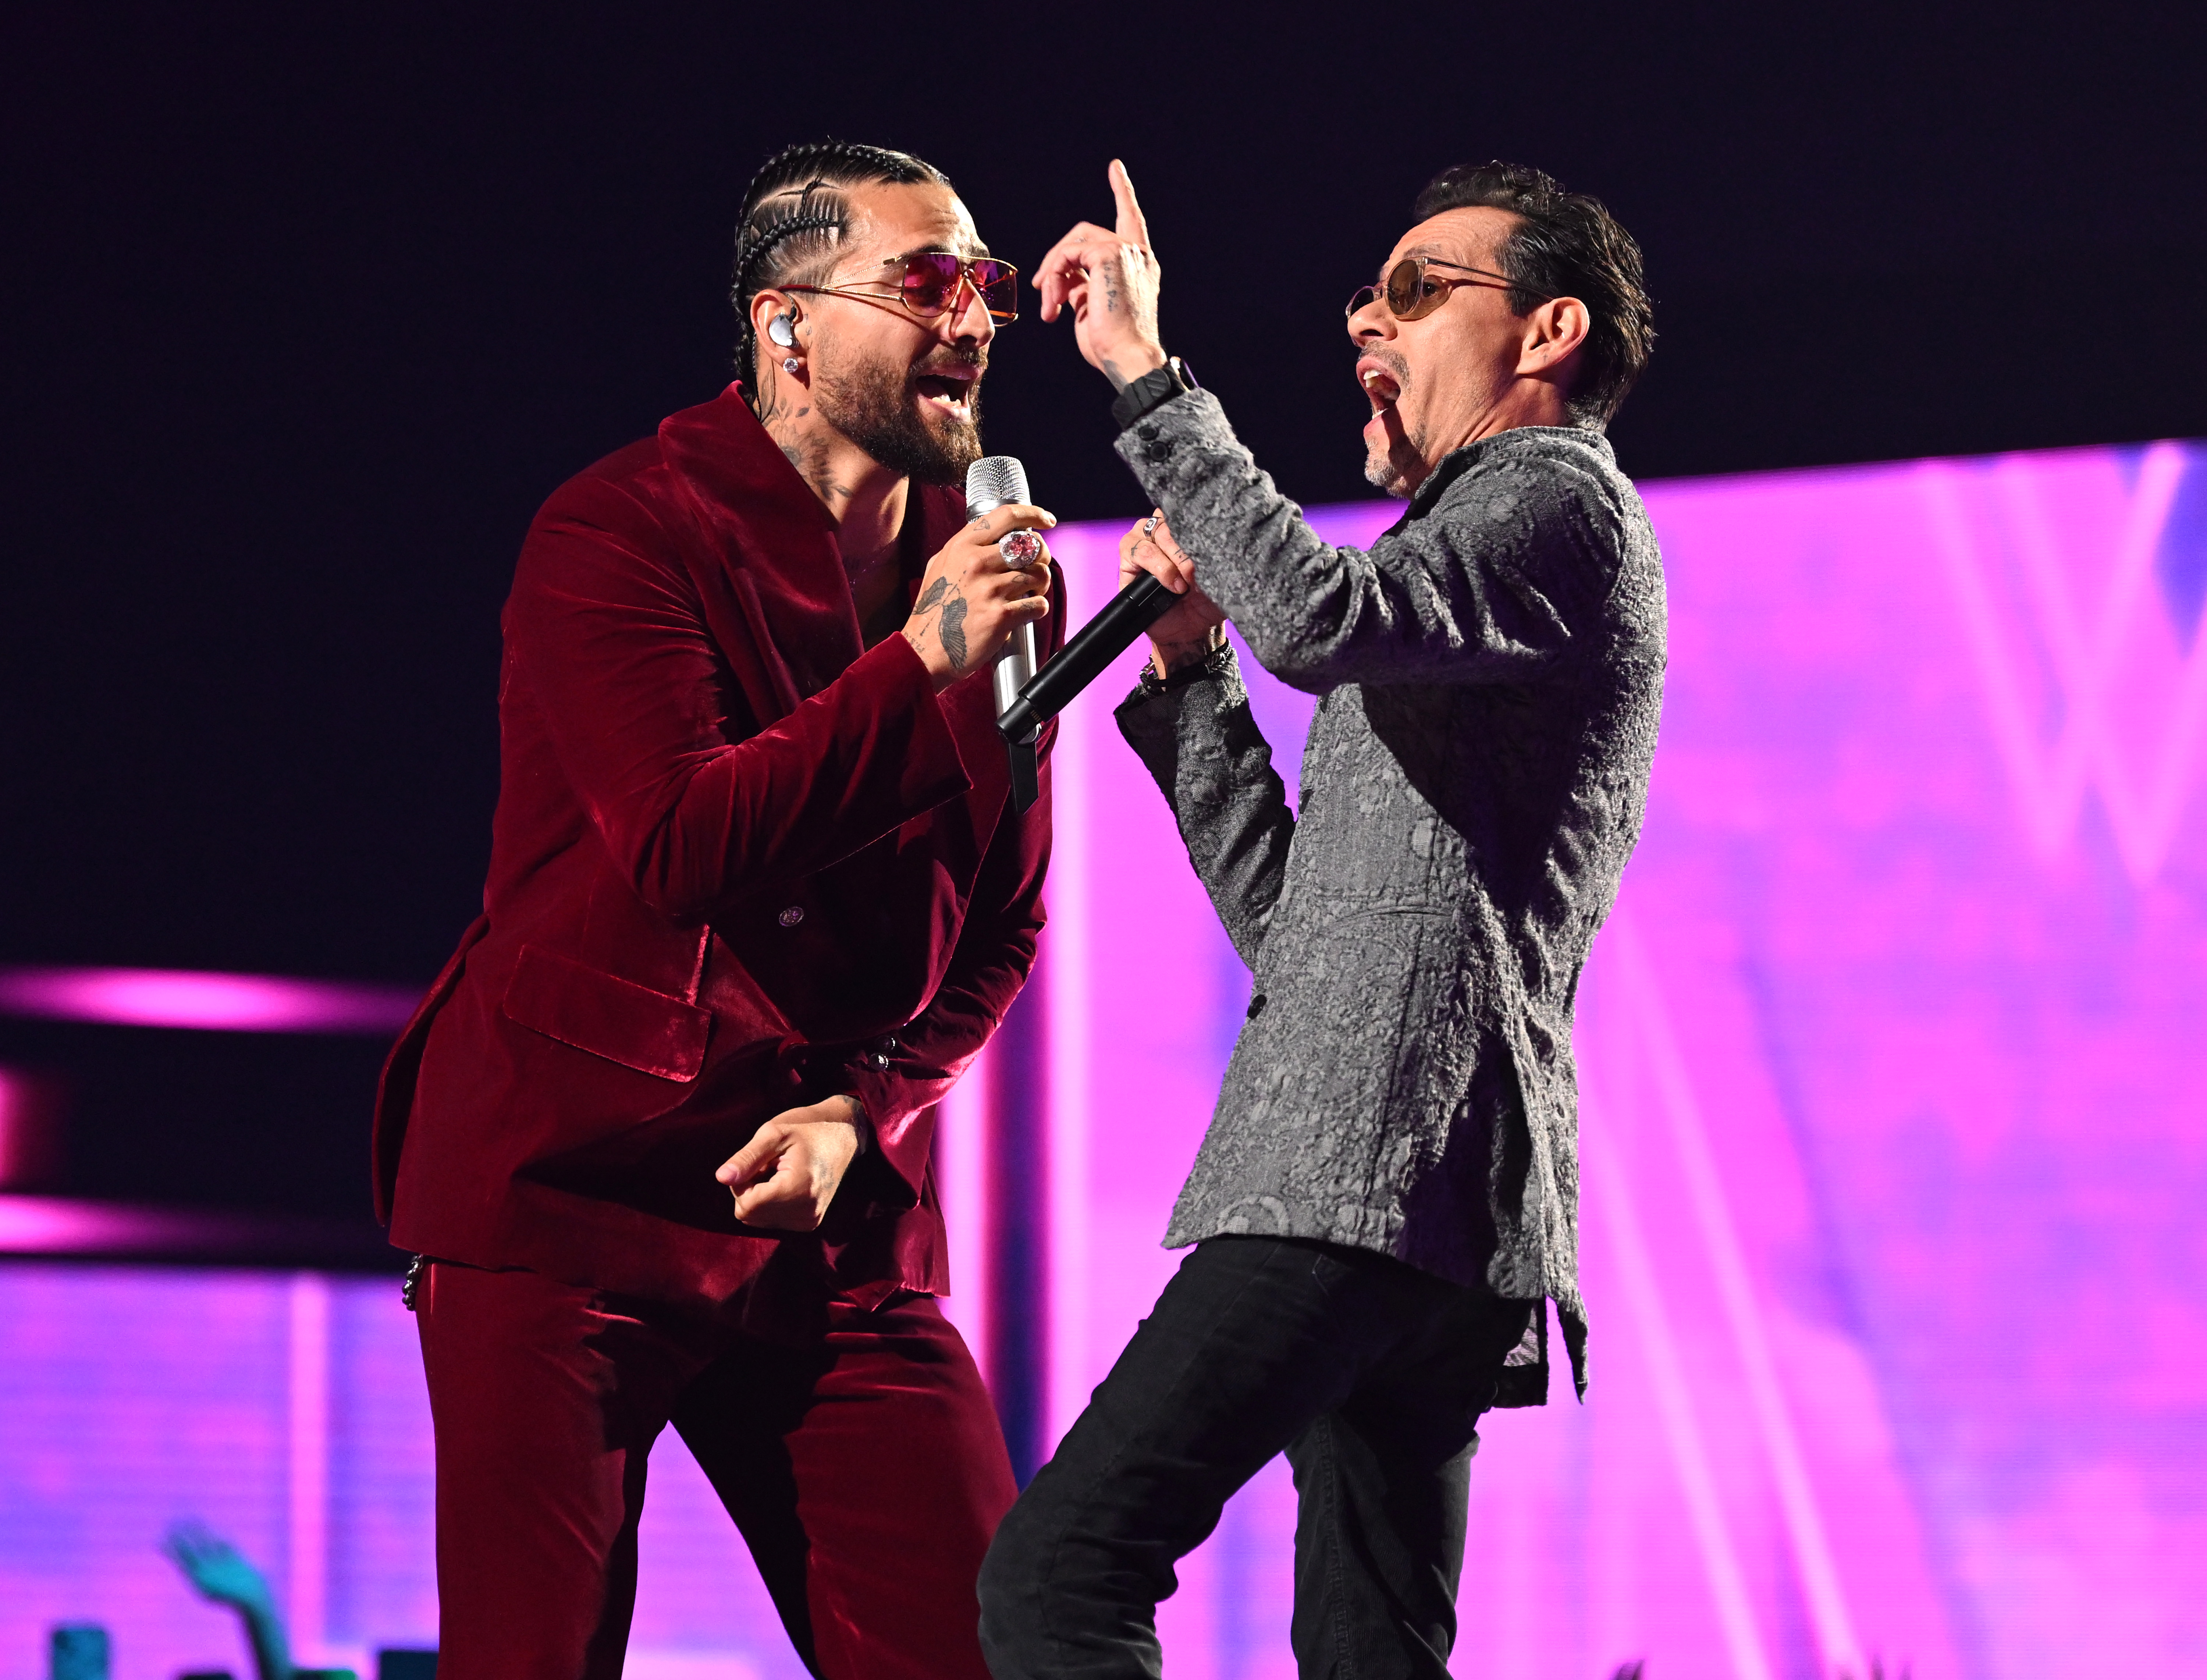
[4,436,2203,1680]
[995,435,2207,1680]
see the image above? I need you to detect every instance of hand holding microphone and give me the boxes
[984,159,1206,809]
[964,456,1052,729]
[900,483,1054,693]
[1120,511,1224,677]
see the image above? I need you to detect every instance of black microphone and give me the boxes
[996,571,1180,811]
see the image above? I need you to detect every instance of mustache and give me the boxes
[1357,345,1409,388]
[912,348,987,379]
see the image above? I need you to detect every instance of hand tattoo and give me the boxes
[940,595,969,669]
[914,577,949,614]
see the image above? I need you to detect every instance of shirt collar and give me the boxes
[1407,424,1614,516]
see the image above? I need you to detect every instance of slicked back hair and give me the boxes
[1412,162,1653,428]
[730,141,953,409]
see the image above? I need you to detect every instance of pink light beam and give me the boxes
[0,966,420,1034]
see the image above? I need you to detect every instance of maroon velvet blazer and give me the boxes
[372,385,1060,1311]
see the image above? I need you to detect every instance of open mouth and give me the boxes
[914,365,979,423]
[1356,356,1402,416]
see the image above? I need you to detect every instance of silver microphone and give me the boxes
[964,455,1042,734]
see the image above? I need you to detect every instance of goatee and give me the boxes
[1363,447,1410,498]
[815,348,983,486]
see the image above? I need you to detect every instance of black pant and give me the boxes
[977,1236,1533,1680]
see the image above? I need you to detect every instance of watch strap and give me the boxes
[1110,356,1198,432]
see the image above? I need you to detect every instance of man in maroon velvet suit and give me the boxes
[371,141,1060,1680]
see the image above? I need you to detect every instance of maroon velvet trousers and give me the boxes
[415,1261,1017,1680]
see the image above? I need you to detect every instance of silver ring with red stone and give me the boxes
[998,529,1045,569]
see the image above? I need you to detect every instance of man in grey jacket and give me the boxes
[978,160,1664,1680]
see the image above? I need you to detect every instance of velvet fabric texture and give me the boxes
[416,1262,1015,1680]
[374,384,1061,1313]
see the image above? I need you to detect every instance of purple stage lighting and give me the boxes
[2,436,2202,1680]
[1003,436,2207,1680]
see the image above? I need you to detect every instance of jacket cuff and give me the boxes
[1109,357,1198,431]
[1133,639,1235,700]
[1112,387,1227,501]
[837,1055,930,1207]
[837,1091,875,1154]
[853,632,973,810]
[1116,641,1247,731]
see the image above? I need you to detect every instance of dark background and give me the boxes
[4,3,2203,1224]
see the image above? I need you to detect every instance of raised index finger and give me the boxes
[1108,159,1151,249]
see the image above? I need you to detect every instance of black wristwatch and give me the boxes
[1110,355,1199,432]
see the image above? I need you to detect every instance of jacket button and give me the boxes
[872,1052,891,1070]
[778,906,804,927]
[1246,993,1268,1020]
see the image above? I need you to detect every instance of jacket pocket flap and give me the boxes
[502,944,711,1082]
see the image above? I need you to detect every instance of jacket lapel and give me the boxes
[658,386,856,722]
[655,385,973,728]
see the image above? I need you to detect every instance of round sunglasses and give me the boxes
[1345,256,1546,322]
[785,251,1020,325]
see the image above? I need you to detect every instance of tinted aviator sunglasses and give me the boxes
[785,251,1020,324]
[1345,256,1546,322]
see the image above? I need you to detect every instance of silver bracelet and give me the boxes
[1136,638,1232,698]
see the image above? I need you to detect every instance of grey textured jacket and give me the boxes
[1113,391,1666,1399]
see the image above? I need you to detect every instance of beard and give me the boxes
[813,344,984,486]
[1362,430,1422,499]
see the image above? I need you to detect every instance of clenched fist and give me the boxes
[715,1096,866,1231]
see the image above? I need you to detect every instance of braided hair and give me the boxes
[730,140,953,411]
